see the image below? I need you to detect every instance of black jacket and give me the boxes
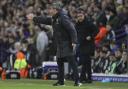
[76,18,98,55]
[33,9,77,58]
[0,40,9,64]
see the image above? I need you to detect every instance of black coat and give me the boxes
[76,18,98,55]
[33,9,77,58]
[0,40,9,64]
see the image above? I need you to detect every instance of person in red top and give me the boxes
[95,26,108,45]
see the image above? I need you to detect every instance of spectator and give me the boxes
[0,36,9,67]
[116,50,127,74]
[98,50,109,73]
[92,48,101,73]
[105,52,118,74]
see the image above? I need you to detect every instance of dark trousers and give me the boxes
[79,54,92,81]
[57,56,79,84]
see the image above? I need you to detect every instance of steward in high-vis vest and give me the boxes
[14,51,27,69]
[14,51,28,78]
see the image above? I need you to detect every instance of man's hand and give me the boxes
[72,43,76,48]
[86,36,91,41]
[26,13,34,20]
[72,43,77,54]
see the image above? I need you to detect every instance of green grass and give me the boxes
[0,79,128,89]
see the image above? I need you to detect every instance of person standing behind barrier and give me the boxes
[75,8,99,83]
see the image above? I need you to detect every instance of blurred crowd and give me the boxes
[0,0,128,74]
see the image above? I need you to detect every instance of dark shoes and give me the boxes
[53,81,82,86]
[74,82,82,86]
[53,82,65,86]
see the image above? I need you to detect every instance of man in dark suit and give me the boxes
[27,2,81,86]
[76,8,99,83]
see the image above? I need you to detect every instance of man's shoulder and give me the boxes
[60,14,69,20]
[59,9,70,20]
